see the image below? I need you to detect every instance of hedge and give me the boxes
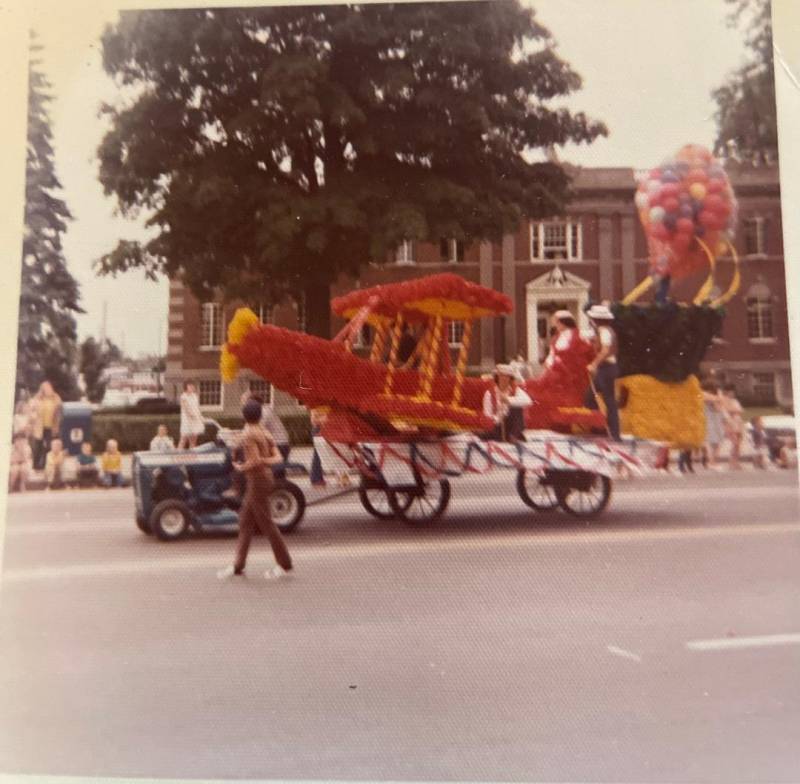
[91,412,311,453]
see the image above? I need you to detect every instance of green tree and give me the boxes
[97,3,606,336]
[712,0,777,163]
[79,337,123,402]
[17,35,83,400]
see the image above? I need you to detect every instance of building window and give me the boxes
[743,217,766,256]
[257,303,273,324]
[200,302,224,348]
[439,238,465,263]
[752,372,776,404]
[746,283,774,340]
[531,220,582,261]
[395,239,416,265]
[198,379,222,408]
[249,378,272,404]
[447,320,465,347]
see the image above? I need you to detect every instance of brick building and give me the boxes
[164,162,793,415]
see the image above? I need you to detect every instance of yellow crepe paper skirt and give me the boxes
[614,374,705,448]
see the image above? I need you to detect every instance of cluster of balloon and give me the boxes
[635,144,738,281]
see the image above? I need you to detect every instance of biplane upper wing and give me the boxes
[331,272,513,323]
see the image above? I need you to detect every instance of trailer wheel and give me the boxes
[269,480,306,533]
[389,479,451,526]
[515,470,559,511]
[555,473,611,519]
[150,499,192,541]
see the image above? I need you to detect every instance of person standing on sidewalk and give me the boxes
[218,398,293,580]
[31,381,62,470]
[721,385,745,470]
[179,382,205,449]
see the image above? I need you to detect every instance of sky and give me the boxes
[28,0,750,357]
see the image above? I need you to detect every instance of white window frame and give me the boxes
[248,377,273,405]
[530,219,583,262]
[743,216,766,256]
[395,239,417,265]
[447,320,465,348]
[746,290,775,342]
[440,238,465,263]
[199,302,224,350]
[198,378,223,410]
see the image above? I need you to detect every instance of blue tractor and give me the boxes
[132,422,306,541]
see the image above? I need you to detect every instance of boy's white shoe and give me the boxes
[264,565,289,580]
[217,566,244,580]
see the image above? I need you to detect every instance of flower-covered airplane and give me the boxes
[221,273,606,441]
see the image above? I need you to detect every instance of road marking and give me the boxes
[1,521,796,585]
[686,633,800,652]
[606,645,642,662]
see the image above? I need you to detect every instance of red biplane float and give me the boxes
[221,273,605,441]
[220,273,658,524]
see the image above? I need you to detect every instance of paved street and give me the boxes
[0,469,798,782]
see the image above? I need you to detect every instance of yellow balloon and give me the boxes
[689,182,707,200]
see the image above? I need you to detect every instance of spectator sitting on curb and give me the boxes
[8,432,33,493]
[45,438,66,490]
[150,424,175,453]
[77,442,100,487]
[778,436,797,470]
[101,439,125,488]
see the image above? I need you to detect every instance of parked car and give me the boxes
[748,414,797,462]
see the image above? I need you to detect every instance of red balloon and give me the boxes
[672,234,691,252]
[704,194,724,212]
[650,223,669,240]
[649,168,662,181]
[687,168,708,183]
[660,183,681,199]
[676,218,694,234]
[706,178,725,194]
[663,197,680,213]
[648,192,663,208]
[699,210,720,229]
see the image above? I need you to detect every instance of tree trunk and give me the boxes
[304,281,332,338]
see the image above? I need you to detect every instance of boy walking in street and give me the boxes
[218,398,293,580]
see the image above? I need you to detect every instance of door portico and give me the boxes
[525,266,591,367]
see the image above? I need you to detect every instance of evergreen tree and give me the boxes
[712,0,777,163]
[17,35,83,399]
[97,3,606,336]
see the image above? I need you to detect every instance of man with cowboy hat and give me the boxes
[482,363,532,441]
[585,304,621,441]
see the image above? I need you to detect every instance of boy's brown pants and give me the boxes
[233,479,292,573]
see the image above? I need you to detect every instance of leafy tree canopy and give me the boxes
[712,0,777,164]
[97,2,606,334]
[17,36,83,400]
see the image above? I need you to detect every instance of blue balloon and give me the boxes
[696,225,706,238]
[675,161,690,174]
[679,204,694,218]
[664,215,677,231]
[661,170,679,183]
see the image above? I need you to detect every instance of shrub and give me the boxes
[91,411,311,453]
